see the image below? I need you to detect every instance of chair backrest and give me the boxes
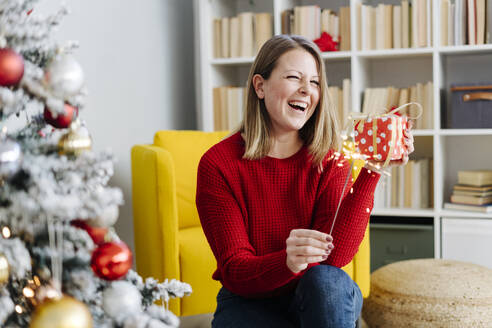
[154,130,230,229]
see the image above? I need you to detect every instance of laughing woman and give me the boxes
[196,34,414,328]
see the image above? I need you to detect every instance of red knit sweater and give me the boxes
[196,132,380,297]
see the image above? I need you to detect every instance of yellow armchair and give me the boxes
[131,130,370,317]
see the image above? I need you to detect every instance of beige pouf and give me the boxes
[362,259,492,328]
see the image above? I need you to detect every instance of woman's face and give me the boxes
[254,49,320,136]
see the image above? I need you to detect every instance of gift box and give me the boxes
[353,114,408,165]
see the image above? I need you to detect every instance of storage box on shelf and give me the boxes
[194,0,492,266]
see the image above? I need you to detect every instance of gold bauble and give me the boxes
[58,121,92,156]
[0,253,9,284]
[30,296,92,328]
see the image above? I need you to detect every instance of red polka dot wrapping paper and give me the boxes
[354,115,408,162]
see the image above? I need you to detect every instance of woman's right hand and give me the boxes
[285,229,334,273]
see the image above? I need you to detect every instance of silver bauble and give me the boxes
[103,281,142,320]
[0,137,22,180]
[45,54,84,98]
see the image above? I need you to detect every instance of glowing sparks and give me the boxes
[14,305,22,313]
[350,187,354,194]
[1,226,10,238]
[366,208,370,213]
[23,287,34,298]
[33,276,41,286]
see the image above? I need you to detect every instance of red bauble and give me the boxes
[71,219,108,245]
[91,241,132,280]
[44,104,78,129]
[0,48,24,86]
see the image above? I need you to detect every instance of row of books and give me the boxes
[374,158,434,209]
[358,0,432,50]
[444,170,492,213]
[213,12,272,58]
[281,6,351,51]
[441,0,489,46]
[213,87,245,131]
[362,82,434,130]
[328,79,351,130]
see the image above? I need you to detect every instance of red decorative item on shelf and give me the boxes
[313,32,339,52]
[0,48,24,86]
[44,104,78,129]
[71,219,108,245]
[91,241,132,280]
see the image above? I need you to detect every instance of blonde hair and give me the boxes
[237,34,341,167]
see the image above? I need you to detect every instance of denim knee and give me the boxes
[298,265,355,299]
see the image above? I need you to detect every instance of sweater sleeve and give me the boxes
[196,154,300,297]
[311,157,380,267]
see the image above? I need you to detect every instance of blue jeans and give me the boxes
[212,265,363,328]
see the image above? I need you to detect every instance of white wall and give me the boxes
[40,0,196,256]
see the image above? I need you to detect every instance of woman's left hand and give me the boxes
[364,120,415,171]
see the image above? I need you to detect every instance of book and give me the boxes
[402,0,410,48]
[361,5,372,50]
[239,12,254,57]
[393,5,402,48]
[441,0,449,46]
[356,3,362,50]
[221,17,230,58]
[391,166,399,207]
[444,202,492,213]
[213,87,222,130]
[453,190,492,197]
[418,0,428,47]
[404,160,414,207]
[229,17,240,58]
[468,0,476,45]
[342,79,351,126]
[476,0,486,44]
[411,0,419,47]
[281,9,292,34]
[376,4,385,49]
[340,7,351,51]
[451,194,492,205]
[398,164,405,207]
[454,184,492,192]
[384,4,393,49]
[213,19,222,58]
[420,158,431,208]
[254,13,273,53]
[458,170,492,186]
[412,159,421,208]
[448,3,455,46]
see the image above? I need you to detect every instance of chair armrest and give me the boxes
[131,145,180,282]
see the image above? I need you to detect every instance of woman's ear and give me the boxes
[252,74,265,99]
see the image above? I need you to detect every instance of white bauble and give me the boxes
[87,204,119,227]
[45,55,84,98]
[103,281,142,320]
[0,137,22,180]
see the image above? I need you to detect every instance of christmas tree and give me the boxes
[0,1,191,327]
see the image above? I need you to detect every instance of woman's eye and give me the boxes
[287,75,300,80]
[311,80,320,86]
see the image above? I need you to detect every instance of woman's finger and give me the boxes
[288,237,329,250]
[293,245,329,257]
[290,229,332,243]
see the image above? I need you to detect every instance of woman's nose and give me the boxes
[299,81,311,95]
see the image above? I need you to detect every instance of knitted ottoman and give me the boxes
[362,259,492,327]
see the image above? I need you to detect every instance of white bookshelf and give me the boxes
[193,0,492,266]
